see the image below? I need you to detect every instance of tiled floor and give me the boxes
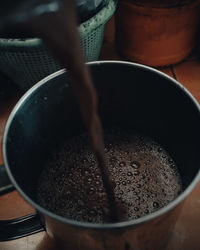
[0,84,34,222]
[1,16,200,250]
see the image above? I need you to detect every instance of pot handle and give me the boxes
[0,164,45,241]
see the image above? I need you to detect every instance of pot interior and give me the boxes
[4,62,200,210]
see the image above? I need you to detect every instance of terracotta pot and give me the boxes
[115,0,200,66]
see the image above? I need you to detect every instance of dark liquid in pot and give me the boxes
[37,129,182,223]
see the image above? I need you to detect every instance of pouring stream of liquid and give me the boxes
[28,0,118,222]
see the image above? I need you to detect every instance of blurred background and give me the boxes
[1,0,200,249]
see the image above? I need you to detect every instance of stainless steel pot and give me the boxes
[0,61,200,249]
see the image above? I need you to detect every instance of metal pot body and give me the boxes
[3,61,200,249]
[44,204,183,250]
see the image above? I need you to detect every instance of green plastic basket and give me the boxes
[0,0,117,90]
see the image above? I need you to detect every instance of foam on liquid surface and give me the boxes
[37,129,182,223]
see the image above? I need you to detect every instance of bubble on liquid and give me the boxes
[136,196,140,201]
[119,162,126,167]
[151,193,157,198]
[104,147,109,152]
[131,161,140,169]
[134,207,139,211]
[134,170,140,176]
[81,157,88,163]
[153,202,159,208]
[66,191,71,196]
[98,188,104,193]
[90,187,95,192]
[88,209,97,217]
[84,169,90,175]
[109,164,114,169]
[86,177,92,184]
[61,173,65,178]
[127,172,133,177]
[91,161,96,166]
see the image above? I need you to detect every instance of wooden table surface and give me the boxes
[0,17,200,250]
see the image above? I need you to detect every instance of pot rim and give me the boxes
[2,60,200,230]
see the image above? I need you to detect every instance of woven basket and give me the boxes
[0,0,117,90]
